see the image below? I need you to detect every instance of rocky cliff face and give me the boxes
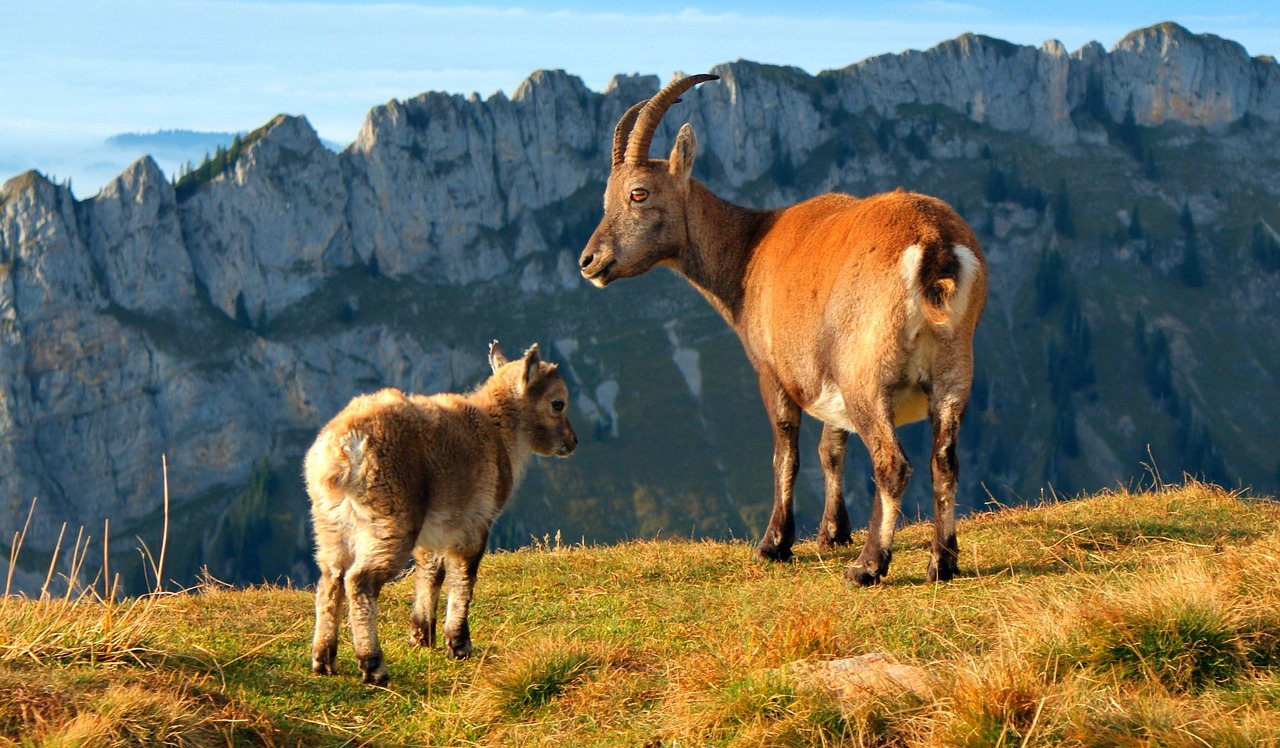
[3,23,1278,592]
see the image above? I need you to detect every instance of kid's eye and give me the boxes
[630,188,649,203]
[551,399,565,412]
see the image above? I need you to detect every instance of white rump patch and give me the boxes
[898,243,981,332]
[899,244,928,339]
[340,430,367,469]
[899,244,925,288]
[327,495,375,532]
[949,244,981,322]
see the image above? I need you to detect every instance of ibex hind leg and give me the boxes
[346,532,414,684]
[926,389,967,583]
[844,397,909,586]
[311,563,344,675]
[409,551,446,648]
[345,566,391,685]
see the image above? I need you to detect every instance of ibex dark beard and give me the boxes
[581,73,987,586]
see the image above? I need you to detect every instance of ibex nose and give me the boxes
[578,244,613,287]
[561,427,578,456]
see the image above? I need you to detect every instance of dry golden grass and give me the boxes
[1,480,1278,746]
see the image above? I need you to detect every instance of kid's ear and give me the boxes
[669,123,696,183]
[488,340,508,373]
[522,344,542,388]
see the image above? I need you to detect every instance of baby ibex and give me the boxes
[305,342,576,684]
[580,74,987,586]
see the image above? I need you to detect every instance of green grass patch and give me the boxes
[2,482,1279,744]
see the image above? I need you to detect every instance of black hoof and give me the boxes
[816,529,853,549]
[843,563,883,587]
[446,637,473,660]
[926,558,958,583]
[755,539,794,562]
[360,656,390,685]
[408,621,435,648]
[312,659,336,676]
[311,644,338,675]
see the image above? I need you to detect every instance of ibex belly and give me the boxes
[415,492,501,554]
[804,380,929,433]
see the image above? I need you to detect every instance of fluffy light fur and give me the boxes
[305,341,576,685]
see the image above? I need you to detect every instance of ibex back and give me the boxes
[579,74,987,585]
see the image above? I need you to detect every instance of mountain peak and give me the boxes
[1116,21,1249,60]
[1,170,54,201]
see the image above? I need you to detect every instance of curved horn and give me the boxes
[611,100,647,166]
[624,73,719,165]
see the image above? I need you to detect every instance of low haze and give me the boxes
[4,1,1278,195]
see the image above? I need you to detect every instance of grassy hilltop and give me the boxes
[3,482,1279,746]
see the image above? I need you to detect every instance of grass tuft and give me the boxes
[1057,563,1251,693]
[479,642,600,719]
[1087,597,1245,692]
[944,662,1049,747]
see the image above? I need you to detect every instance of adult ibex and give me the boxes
[579,74,987,585]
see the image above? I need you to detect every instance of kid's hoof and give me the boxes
[408,620,435,648]
[311,645,338,675]
[312,659,336,676]
[446,636,474,660]
[360,656,390,686]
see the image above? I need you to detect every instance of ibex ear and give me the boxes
[669,123,696,183]
[488,340,509,373]
[521,344,542,388]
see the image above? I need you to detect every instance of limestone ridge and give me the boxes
[1,24,1278,590]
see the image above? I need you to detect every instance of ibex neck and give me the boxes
[473,378,528,474]
[675,180,775,324]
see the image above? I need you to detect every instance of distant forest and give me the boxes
[106,129,244,151]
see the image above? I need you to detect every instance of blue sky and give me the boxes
[3,1,1278,195]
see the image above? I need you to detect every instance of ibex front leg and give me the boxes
[756,372,800,562]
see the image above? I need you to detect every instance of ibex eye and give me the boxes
[629,188,649,203]
[551,399,565,412]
